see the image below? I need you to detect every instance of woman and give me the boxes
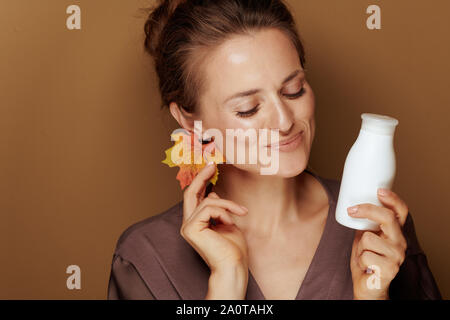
[107,0,441,299]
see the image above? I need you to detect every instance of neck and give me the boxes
[211,165,320,237]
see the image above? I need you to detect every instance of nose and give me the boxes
[268,96,295,135]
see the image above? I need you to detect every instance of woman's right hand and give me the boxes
[180,162,249,299]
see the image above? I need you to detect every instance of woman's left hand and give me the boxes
[348,188,409,300]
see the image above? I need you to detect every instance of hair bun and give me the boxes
[144,0,188,58]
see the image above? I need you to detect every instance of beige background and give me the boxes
[1,0,448,299]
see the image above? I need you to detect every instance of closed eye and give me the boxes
[283,87,306,99]
[236,104,260,118]
[235,87,306,118]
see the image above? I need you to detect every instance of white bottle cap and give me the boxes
[361,113,399,135]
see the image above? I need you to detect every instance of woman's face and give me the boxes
[195,28,315,177]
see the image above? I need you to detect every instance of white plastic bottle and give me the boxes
[335,113,399,231]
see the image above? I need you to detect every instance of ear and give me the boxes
[169,102,196,132]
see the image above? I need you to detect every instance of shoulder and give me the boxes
[112,201,184,260]
[109,199,209,299]
[108,200,190,299]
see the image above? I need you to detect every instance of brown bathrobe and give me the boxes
[107,170,442,300]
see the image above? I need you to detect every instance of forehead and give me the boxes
[200,28,302,104]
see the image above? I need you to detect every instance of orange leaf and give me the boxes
[161,130,225,189]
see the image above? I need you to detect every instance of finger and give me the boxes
[356,231,405,266]
[186,205,235,235]
[377,188,409,227]
[358,250,385,274]
[359,251,399,280]
[356,231,387,258]
[348,203,404,243]
[183,162,216,221]
[195,196,248,218]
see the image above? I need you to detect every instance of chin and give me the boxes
[275,156,307,178]
[253,149,308,178]
[276,145,310,175]
[232,146,310,177]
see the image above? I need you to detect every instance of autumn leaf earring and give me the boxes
[162,129,225,190]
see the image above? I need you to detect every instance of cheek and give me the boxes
[211,117,266,162]
[215,114,262,132]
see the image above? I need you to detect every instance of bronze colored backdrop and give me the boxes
[1,0,448,299]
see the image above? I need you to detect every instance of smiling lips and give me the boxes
[268,130,304,152]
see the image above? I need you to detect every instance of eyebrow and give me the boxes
[223,69,305,104]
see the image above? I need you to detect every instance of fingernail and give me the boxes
[240,205,248,213]
[207,161,214,166]
[378,188,390,196]
[348,206,358,215]
[366,267,373,274]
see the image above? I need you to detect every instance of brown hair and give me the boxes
[144,0,306,113]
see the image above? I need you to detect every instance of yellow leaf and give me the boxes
[161,130,225,189]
